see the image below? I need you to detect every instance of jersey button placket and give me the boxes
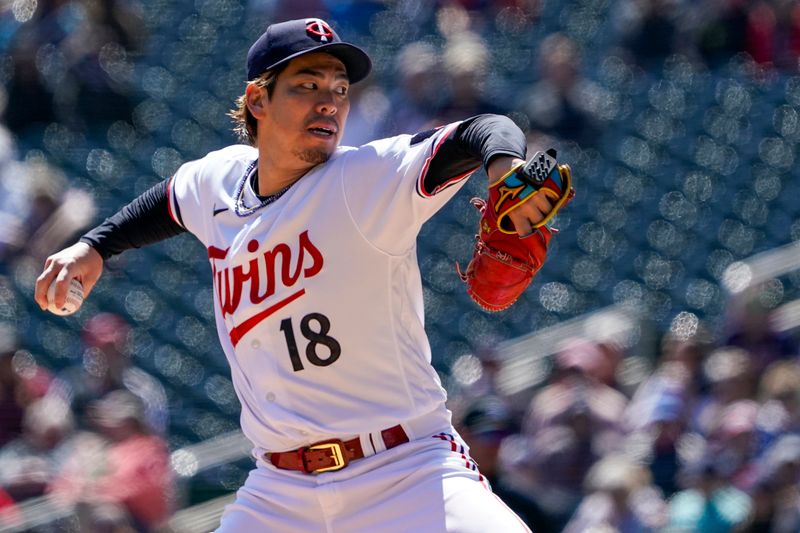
[248,339,274,403]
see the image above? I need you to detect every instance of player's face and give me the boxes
[261,53,350,166]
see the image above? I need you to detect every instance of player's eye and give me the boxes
[301,82,317,90]
[336,86,349,96]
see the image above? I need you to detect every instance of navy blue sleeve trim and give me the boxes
[80,179,186,260]
[410,128,440,146]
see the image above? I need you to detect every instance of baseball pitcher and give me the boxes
[34,18,573,532]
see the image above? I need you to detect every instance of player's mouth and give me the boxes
[306,120,338,139]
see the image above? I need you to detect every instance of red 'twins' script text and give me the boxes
[207,230,324,319]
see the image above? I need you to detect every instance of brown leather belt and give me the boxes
[266,425,409,474]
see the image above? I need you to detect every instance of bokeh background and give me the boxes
[1,0,800,531]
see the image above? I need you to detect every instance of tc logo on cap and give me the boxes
[306,19,334,43]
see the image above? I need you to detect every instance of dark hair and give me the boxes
[228,63,287,145]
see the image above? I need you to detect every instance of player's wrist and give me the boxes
[487,156,525,185]
[78,237,109,262]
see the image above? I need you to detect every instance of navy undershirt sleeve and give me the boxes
[417,114,527,192]
[80,179,186,260]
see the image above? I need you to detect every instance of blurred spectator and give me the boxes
[74,501,139,533]
[435,31,505,124]
[617,0,680,68]
[695,0,749,68]
[667,454,753,532]
[0,327,51,447]
[723,292,797,376]
[624,335,707,433]
[446,346,517,433]
[745,2,777,66]
[0,344,24,447]
[0,151,96,268]
[47,313,168,434]
[383,41,443,135]
[747,434,800,532]
[520,338,629,528]
[564,454,668,532]
[523,33,602,147]
[459,397,553,532]
[693,0,782,69]
[0,152,62,265]
[707,400,760,490]
[67,0,145,126]
[623,330,713,496]
[625,359,689,431]
[691,346,754,436]
[753,360,800,453]
[660,330,712,396]
[787,2,800,69]
[0,396,76,502]
[51,390,173,532]
[591,340,624,389]
[628,390,689,497]
[526,338,628,435]
[0,486,20,529]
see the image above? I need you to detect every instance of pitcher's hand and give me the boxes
[34,242,103,311]
[487,156,553,237]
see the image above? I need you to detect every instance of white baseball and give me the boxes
[46,279,84,316]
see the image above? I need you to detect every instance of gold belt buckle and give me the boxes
[308,440,348,473]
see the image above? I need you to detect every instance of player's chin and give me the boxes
[294,147,333,165]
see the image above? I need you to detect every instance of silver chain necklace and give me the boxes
[233,160,290,217]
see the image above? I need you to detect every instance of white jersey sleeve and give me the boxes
[341,122,480,255]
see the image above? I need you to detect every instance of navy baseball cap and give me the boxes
[247,18,372,83]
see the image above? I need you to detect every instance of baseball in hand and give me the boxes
[46,279,84,316]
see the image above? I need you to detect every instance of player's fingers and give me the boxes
[74,245,104,298]
[516,193,553,228]
[532,192,553,214]
[35,243,104,310]
[508,209,536,238]
[34,261,61,310]
[51,267,73,309]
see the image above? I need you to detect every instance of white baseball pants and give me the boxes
[216,431,531,532]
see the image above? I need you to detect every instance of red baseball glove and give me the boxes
[458,149,575,312]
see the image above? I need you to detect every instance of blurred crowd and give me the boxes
[451,286,800,532]
[2,297,797,532]
[0,0,799,532]
[3,0,800,144]
[0,314,172,532]
[0,132,96,273]
[337,0,800,149]
[0,0,144,134]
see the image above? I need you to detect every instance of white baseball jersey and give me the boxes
[168,123,477,453]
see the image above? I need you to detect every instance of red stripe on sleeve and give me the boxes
[416,122,474,198]
[166,177,184,228]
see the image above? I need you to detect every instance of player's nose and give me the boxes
[314,92,337,116]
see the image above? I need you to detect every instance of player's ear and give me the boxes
[245,84,268,119]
